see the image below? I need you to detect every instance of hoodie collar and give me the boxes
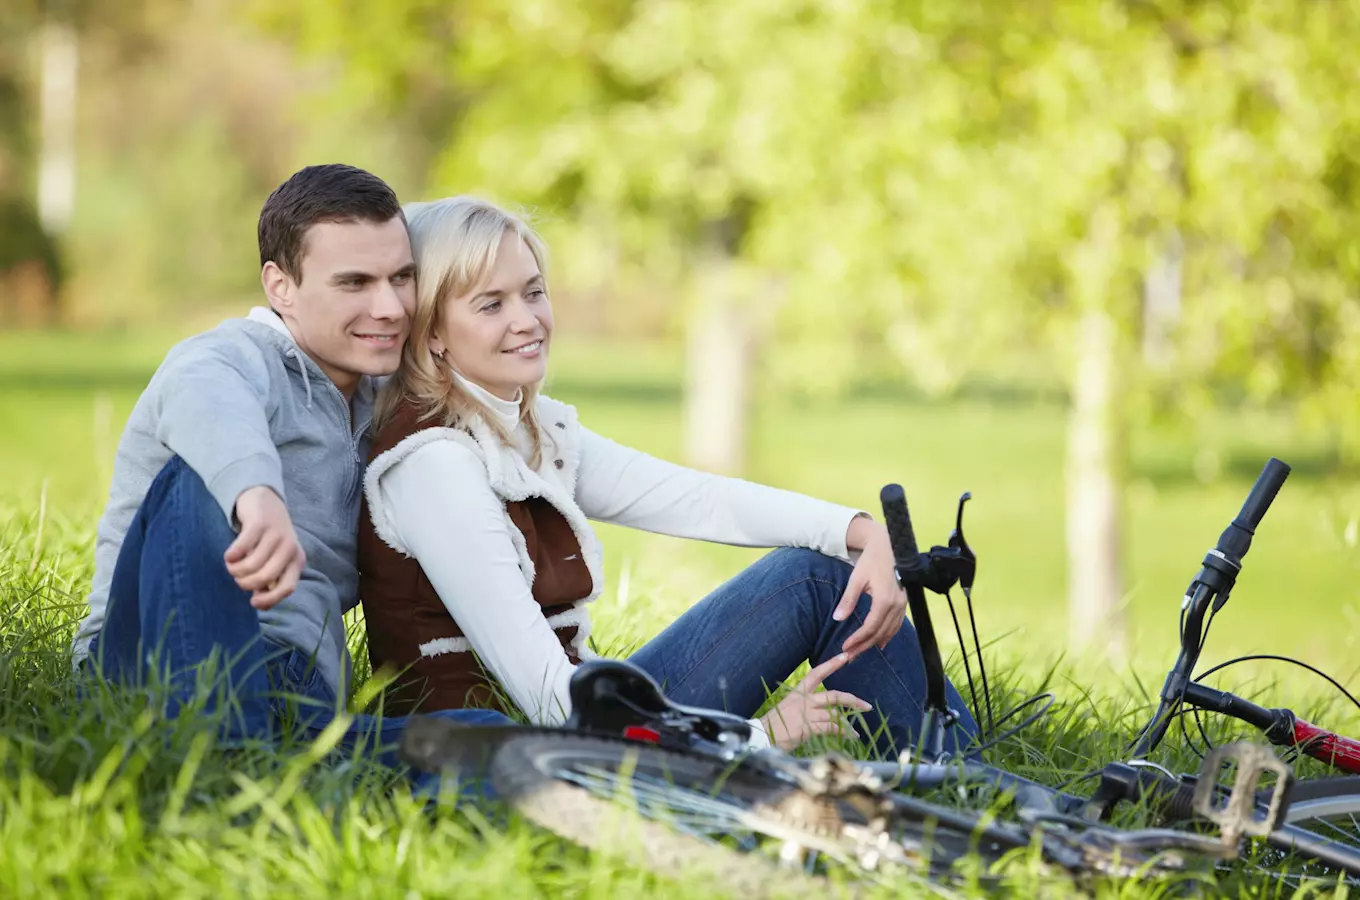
[246,306,296,341]
[243,305,377,419]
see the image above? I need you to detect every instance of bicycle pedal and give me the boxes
[1191,741,1294,844]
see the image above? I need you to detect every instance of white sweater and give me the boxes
[365,375,866,742]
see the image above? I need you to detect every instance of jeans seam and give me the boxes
[663,574,844,697]
[166,468,194,685]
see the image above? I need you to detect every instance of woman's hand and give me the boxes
[833,516,907,656]
[760,653,872,750]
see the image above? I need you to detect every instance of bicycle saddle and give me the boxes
[565,658,754,746]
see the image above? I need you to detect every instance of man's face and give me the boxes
[268,217,416,397]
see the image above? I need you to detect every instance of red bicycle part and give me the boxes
[1292,718,1360,775]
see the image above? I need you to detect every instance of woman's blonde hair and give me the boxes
[374,196,551,466]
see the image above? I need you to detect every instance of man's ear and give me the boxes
[261,261,295,314]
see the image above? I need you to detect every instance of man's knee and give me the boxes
[143,456,234,544]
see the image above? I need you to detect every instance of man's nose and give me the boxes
[371,282,407,320]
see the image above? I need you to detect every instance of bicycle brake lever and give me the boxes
[950,492,975,594]
[917,493,977,596]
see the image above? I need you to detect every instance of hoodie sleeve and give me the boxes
[150,339,285,522]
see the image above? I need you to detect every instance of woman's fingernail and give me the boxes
[832,609,846,621]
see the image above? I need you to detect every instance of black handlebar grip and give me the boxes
[1234,457,1291,532]
[1216,457,1290,562]
[880,484,925,576]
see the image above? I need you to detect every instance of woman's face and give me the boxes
[431,229,553,400]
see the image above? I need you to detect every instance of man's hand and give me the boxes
[833,517,907,656]
[760,654,872,750]
[226,486,305,609]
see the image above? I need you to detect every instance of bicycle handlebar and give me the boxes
[1132,457,1292,758]
[1216,457,1290,560]
[880,484,951,723]
[881,484,925,577]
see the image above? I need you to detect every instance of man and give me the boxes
[74,164,505,768]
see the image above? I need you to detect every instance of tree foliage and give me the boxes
[258,0,1360,445]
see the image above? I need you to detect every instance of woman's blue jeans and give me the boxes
[630,547,978,758]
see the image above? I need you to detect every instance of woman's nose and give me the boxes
[507,296,539,332]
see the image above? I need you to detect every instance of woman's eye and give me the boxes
[527,289,547,301]
[481,300,501,313]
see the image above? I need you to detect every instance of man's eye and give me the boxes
[392,272,413,285]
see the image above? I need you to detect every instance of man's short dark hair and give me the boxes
[258,164,405,283]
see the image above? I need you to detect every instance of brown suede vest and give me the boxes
[358,401,592,716]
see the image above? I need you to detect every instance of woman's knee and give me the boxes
[760,546,852,582]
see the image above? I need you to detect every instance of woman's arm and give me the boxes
[574,428,868,559]
[376,441,577,725]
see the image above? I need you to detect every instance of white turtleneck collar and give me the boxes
[454,371,523,431]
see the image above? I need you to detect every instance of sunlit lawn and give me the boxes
[1,324,1358,897]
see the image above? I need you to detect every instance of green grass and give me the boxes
[1,326,1358,897]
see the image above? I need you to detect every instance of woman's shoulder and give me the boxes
[532,392,580,432]
[370,397,485,468]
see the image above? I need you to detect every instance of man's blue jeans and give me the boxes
[631,548,979,758]
[91,457,508,790]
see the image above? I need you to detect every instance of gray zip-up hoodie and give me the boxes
[73,307,377,698]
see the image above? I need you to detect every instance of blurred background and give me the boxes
[1,0,1358,678]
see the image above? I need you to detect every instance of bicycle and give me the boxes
[399,458,1360,893]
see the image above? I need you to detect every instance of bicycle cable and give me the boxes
[965,585,996,739]
[968,692,1056,756]
[1178,648,1360,761]
[943,589,984,739]
[1193,654,1360,714]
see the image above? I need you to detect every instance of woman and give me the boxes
[358,196,976,757]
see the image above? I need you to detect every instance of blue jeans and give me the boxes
[630,547,979,758]
[92,456,509,791]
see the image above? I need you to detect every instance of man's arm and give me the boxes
[151,343,286,521]
[149,343,304,606]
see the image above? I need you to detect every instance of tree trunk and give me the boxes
[38,15,78,237]
[1141,229,1183,370]
[1064,204,1128,659]
[1066,305,1127,657]
[682,258,752,475]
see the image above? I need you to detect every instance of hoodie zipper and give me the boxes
[288,349,366,502]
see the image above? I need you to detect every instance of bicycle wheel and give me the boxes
[1272,777,1360,846]
[1235,776,1360,887]
[490,733,1023,896]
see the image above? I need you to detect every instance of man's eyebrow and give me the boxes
[392,262,417,278]
[328,270,376,285]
